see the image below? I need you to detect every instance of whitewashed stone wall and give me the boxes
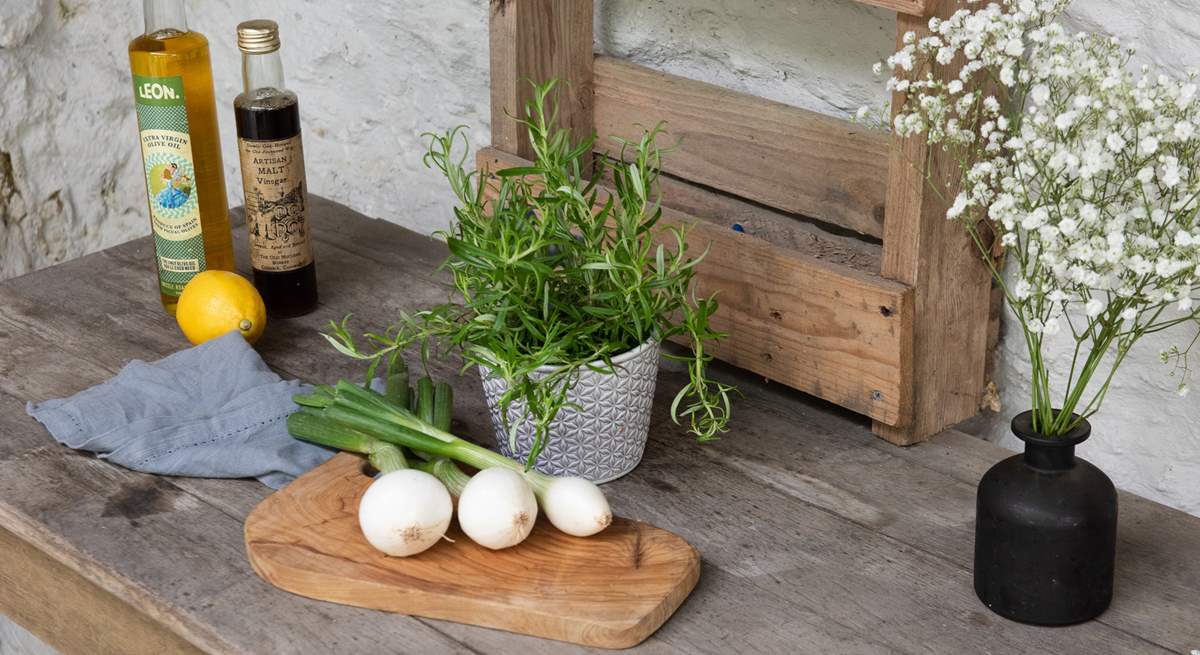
[0,0,1197,515]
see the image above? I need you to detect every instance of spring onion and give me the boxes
[456,467,538,549]
[290,380,612,537]
[358,469,452,557]
[286,403,451,557]
[411,380,471,498]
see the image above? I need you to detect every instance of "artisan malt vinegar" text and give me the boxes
[234,20,318,318]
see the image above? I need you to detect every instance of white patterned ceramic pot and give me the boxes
[479,340,660,483]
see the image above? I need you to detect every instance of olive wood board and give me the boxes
[244,452,701,649]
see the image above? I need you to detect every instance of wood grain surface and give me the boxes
[873,0,994,444]
[490,0,594,163]
[594,57,890,239]
[0,525,206,655]
[245,453,700,649]
[0,196,1197,654]
[849,0,935,15]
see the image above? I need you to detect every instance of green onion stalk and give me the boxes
[289,380,612,537]
[291,381,555,495]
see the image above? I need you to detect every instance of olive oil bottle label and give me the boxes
[133,74,206,298]
[238,135,313,272]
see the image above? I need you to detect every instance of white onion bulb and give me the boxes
[358,469,452,557]
[540,476,612,537]
[457,467,538,549]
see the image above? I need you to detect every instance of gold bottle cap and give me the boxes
[236,19,280,54]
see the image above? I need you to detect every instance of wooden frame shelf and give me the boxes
[593,56,890,240]
[486,0,990,445]
[852,0,936,16]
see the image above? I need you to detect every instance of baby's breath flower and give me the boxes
[947,192,970,219]
[871,0,1200,429]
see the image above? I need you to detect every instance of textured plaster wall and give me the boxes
[0,0,1197,515]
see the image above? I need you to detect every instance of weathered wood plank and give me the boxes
[0,197,1196,653]
[490,0,594,163]
[479,148,913,426]
[0,524,206,655]
[849,0,936,16]
[682,377,1200,654]
[593,56,890,239]
[873,0,993,444]
[603,384,1170,654]
[884,430,1200,653]
[0,441,477,655]
[597,157,883,274]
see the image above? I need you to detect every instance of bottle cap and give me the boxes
[237,19,280,54]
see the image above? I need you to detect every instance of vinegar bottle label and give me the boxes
[238,135,313,272]
[133,73,207,298]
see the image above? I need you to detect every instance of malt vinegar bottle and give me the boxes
[129,0,234,315]
[234,20,318,318]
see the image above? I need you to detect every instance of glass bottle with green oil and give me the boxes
[129,0,234,314]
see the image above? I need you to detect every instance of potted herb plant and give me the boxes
[878,0,1200,625]
[327,81,733,482]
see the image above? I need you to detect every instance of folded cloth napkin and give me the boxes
[26,330,333,489]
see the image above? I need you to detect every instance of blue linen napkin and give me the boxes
[26,330,333,489]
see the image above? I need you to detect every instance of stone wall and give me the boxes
[1,0,1197,515]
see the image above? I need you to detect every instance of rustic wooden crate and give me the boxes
[484,0,991,445]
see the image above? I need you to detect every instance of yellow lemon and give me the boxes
[176,271,267,345]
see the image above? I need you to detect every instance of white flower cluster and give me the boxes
[877,0,1200,415]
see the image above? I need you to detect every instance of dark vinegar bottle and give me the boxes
[233,20,318,317]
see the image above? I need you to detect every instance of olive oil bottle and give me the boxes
[234,20,318,317]
[129,0,234,315]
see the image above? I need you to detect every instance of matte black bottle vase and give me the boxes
[973,410,1117,625]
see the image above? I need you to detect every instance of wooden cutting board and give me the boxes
[244,453,701,649]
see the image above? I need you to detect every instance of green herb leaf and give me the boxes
[328,79,734,465]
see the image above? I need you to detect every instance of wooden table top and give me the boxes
[1,196,1198,655]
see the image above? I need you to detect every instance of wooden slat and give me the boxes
[0,525,206,655]
[593,56,889,239]
[872,0,993,444]
[479,148,913,426]
[599,158,883,273]
[489,0,594,163]
[849,0,936,15]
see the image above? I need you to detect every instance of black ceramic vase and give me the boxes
[973,410,1118,625]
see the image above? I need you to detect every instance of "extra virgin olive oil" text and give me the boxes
[129,0,234,314]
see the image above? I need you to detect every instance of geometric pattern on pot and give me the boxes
[480,340,660,483]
